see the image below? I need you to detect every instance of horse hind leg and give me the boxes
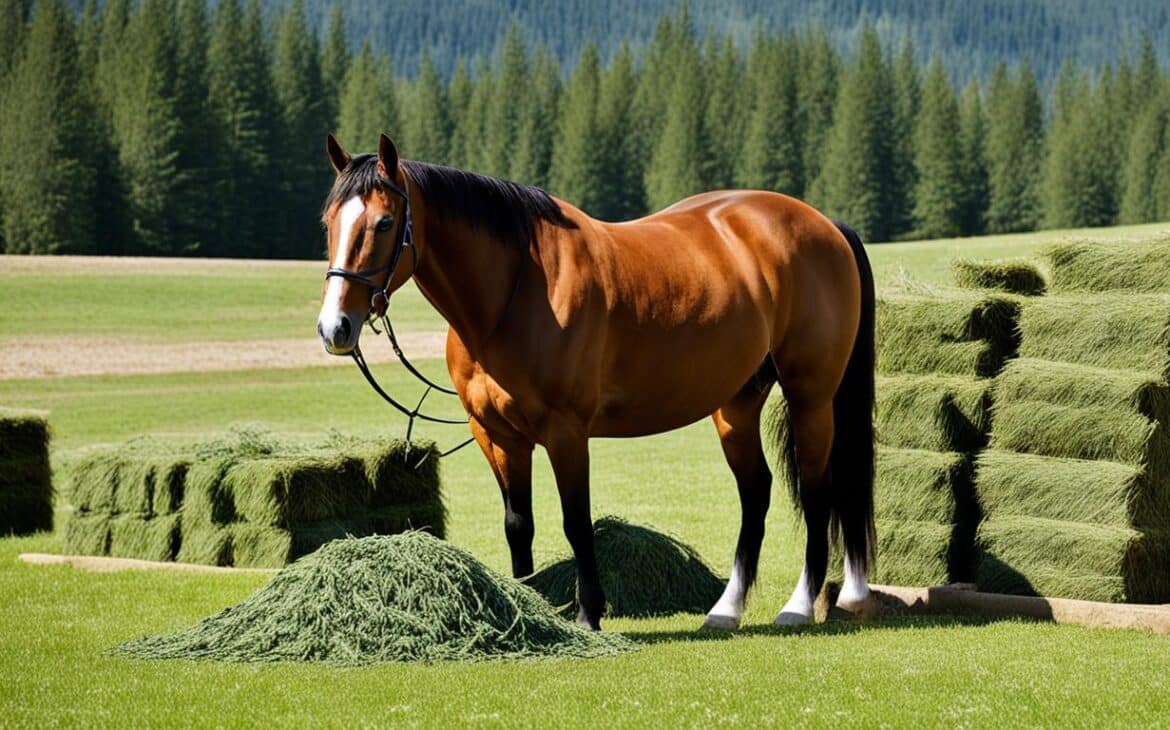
[774,396,835,626]
[703,366,774,630]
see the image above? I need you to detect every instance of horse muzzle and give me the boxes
[317,312,359,355]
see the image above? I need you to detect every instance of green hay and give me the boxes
[115,533,632,663]
[223,455,369,528]
[176,522,233,566]
[975,449,1168,530]
[952,258,1047,296]
[870,519,954,587]
[525,517,725,618]
[875,448,975,525]
[876,374,992,452]
[876,292,1021,376]
[977,516,1170,603]
[68,439,190,518]
[1044,237,1170,294]
[364,441,444,508]
[63,513,111,556]
[990,359,1170,474]
[109,514,180,562]
[0,408,53,536]
[1017,294,1170,377]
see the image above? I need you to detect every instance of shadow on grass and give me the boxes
[622,614,1007,646]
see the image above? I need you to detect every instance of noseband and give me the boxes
[323,177,473,462]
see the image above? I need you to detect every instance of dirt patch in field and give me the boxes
[0,254,319,276]
[0,332,448,379]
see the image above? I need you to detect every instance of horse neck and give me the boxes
[408,190,521,355]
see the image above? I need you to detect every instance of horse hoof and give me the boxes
[701,613,740,631]
[773,611,812,627]
[833,593,882,621]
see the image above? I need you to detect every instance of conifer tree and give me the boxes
[1042,65,1117,229]
[957,78,989,235]
[110,0,183,254]
[889,38,920,238]
[509,46,560,187]
[206,0,278,257]
[172,0,214,253]
[595,40,644,220]
[548,42,604,213]
[481,22,528,178]
[703,35,743,190]
[336,43,395,152]
[402,51,450,163]
[273,0,330,257]
[451,57,493,173]
[911,57,964,239]
[1131,34,1161,118]
[985,62,1044,233]
[1120,94,1169,224]
[444,59,473,168]
[644,59,709,212]
[809,26,895,241]
[320,2,349,130]
[797,28,839,191]
[737,37,802,196]
[630,13,681,176]
[0,0,96,253]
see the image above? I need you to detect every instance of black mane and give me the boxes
[323,154,576,249]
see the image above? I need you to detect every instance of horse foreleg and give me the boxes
[703,387,772,630]
[776,400,835,627]
[470,418,535,578]
[545,424,605,630]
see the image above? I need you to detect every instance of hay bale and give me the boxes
[64,513,110,556]
[870,520,954,587]
[0,408,53,536]
[115,533,631,663]
[876,292,1021,376]
[176,522,233,566]
[875,448,976,524]
[109,514,180,562]
[952,258,1047,296]
[977,516,1170,603]
[525,516,725,618]
[1044,237,1170,294]
[1017,294,1170,377]
[876,375,992,452]
[223,455,369,528]
[975,450,1168,529]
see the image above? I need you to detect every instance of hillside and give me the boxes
[282,0,1170,79]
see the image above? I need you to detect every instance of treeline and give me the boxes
[1,2,1169,257]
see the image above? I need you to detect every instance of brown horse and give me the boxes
[317,133,875,631]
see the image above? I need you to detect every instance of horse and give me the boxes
[317,133,875,631]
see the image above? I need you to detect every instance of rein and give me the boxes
[324,176,521,465]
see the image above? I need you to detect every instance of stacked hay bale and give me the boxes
[0,408,53,536]
[975,237,1170,603]
[870,288,1023,585]
[65,429,444,568]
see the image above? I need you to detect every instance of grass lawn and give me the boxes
[3,224,1170,727]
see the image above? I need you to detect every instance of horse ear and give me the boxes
[377,133,400,179]
[326,134,350,174]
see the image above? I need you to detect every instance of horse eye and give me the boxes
[375,216,393,233]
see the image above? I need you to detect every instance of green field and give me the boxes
[3,222,1170,727]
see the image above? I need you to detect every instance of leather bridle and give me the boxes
[324,176,476,462]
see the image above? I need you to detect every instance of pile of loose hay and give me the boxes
[0,407,53,536]
[65,427,445,567]
[1043,236,1170,294]
[876,292,1021,377]
[952,258,1047,296]
[524,516,725,617]
[115,533,631,663]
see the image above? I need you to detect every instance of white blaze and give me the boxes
[318,196,365,344]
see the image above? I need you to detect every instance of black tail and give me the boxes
[777,221,876,573]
